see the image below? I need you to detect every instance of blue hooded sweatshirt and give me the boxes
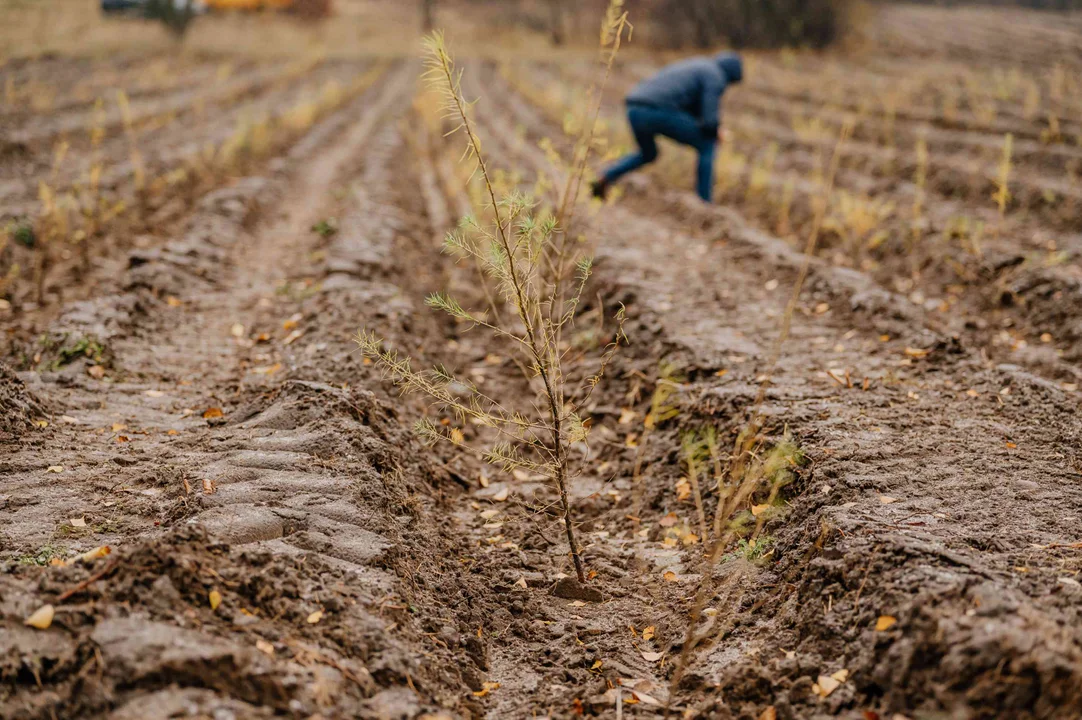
[625,52,743,130]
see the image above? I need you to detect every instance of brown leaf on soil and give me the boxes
[759,708,778,720]
[70,517,86,527]
[876,615,898,631]
[659,512,679,527]
[472,681,500,697]
[46,465,64,473]
[814,674,840,697]
[662,571,678,583]
[145,390,165,397]
[625,433,639,448]
[478,474,490,488]
[202,407,224,419]
[111,423,127,432]
[879,495,898,504]
[32,419,49,428]
[514,577,528,589]
[230,323,245,338]
[904,347,930,358]
[116,435,129,443]
[751,503,770,516]
[642,625,655,641]
[307,610,323,624]
[24,605,54,630]
[202,479,216,495]
[492,487,509,502]
[252,363,282,375]
[208,589,222,610]
[641,650,663,662]
[450,428,464,444]
[69,545,111,564]
[87,365,106,379]
[675,478,691,501]
[256,638,275,655]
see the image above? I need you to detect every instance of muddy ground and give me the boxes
[3,6,1082,720]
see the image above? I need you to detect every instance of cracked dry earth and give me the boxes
[3,42,1082,720]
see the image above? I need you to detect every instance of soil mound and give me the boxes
[0,363,46,441]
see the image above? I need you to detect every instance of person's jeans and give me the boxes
[602,103,716,202]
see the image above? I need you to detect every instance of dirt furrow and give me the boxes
[466,62,1082,718]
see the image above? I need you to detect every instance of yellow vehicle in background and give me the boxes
[205,0,291,9]
[204,0,330,13]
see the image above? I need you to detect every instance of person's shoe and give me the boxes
[590,179,609,200]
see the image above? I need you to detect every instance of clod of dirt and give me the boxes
[552,577,604,603]
[0,362,47,440]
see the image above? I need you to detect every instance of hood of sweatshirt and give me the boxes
[716,52,743,84]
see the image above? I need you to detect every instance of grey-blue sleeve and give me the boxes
[700,73,727,127]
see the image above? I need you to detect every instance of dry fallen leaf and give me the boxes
[87,365,106,379]
[618,408,638,425]
[111,422,127,432]
[514,577,528,589]
[659,512,679,528]
[472,681,500,698]
[876,615,897,631]
[759,707,778,720]
[230,323,245,338]
[202,407,224,419]
[69,545,111,564]
[166,296,182,307]
[904,347,930,358]
[202,478,217,495]
[32,419,49,428]
[815,674,841,697]
[307,610,323,624]
[46,465,64,474]
[256,638,275,655]
[492,487,509,502]
[663,571,678,583]
[674,478,691,501]
[70,517,86,527]
[252,363,282,375]
[24,605,54,630]
[642,625,655,641]
[450,428,465,444]
[879,495,898,504]
[1006,441,1017,449]
[478,474,490,488]
[570,600,586,607]
[832,669,850,683]
[590,659,603,670]
[641,650,663,662]
[209,589,222,610]
[480,509,500,520]
[145,390,165,398]
[751,503,770,516]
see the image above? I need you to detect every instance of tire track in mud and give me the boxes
[468,62,1082,717]
[2,63,489,718]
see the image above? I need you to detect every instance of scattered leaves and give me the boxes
[492,487,509,502]
[642,625,655,641]
[24,605,54,630]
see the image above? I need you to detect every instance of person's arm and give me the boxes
[698,72,727,139]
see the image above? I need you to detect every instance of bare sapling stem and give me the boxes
[359,24,628,588]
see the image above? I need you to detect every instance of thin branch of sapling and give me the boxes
[358,24,629,586]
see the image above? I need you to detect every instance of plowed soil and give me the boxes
[3,5,1082,720]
